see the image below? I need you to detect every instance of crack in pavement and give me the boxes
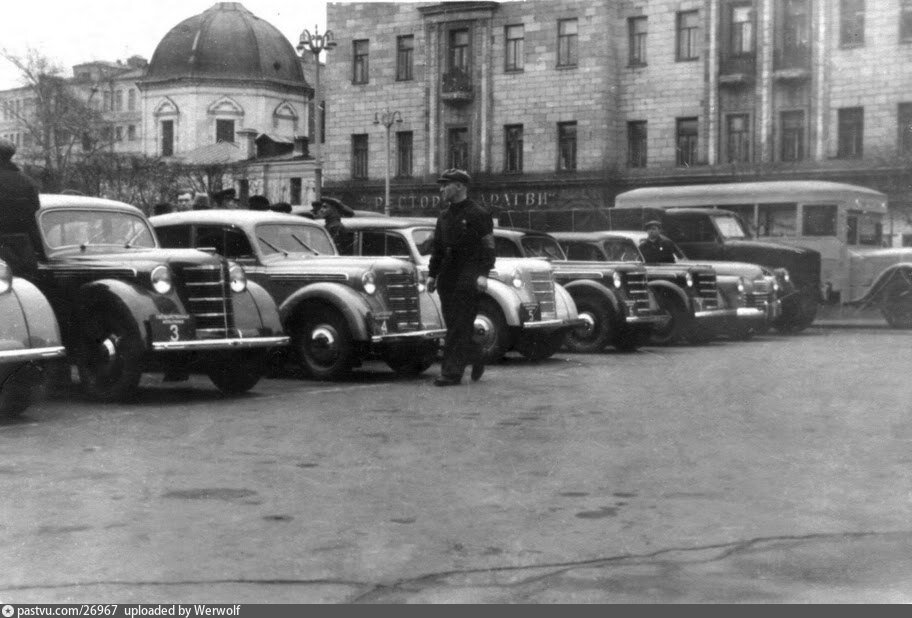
[0,529,903,602]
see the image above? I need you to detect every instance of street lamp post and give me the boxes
[373,109,402,216]
[297,25,337,203]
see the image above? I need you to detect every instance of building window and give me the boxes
[840,0,864,47]
[216,119,235,143]
[161,120,174,156]
[780,110,805,161]
[557,121,577,171]
[352,39,369,84]
[557,19,578,67]
[396,131,413,177]
[627,121,647,168]
[677,10,700,61]
[448,29,469,73]
[396,35,414,81]
[726,114,751,163]
[628,17,647,66]
[505,24,524,72]
[290,178,302,204]
[128,89,136,111]
[730,5,755,56]
[504,124,523,173]
[103,91,112,112]
[676,118,699,167]
[837,107,864,159]
[898,103,912,155]
[779,0,810,66]
[352,134,368,179]
[447,127,469,170]
[114,126,123,142]
[127,125,136,141]
[902,0,912,42]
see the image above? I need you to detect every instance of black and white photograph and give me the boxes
[2,0,912,605]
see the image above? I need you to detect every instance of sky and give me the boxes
[0,0,335,89]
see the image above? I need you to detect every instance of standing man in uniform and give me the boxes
[427,169,496,386]
[312,196,354,253]
[638,220,678,264]
[0,139,42,278]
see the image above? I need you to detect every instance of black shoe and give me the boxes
[470,363,485,382]
[434,376,461,387]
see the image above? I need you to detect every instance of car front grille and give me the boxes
[624,271,650,311]
[530,271,557,319]
[746,279,773,308]
[385,273,421,331]
[695,272,720,309]
[180,263,235,338]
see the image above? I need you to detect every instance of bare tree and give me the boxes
[1,48,106,191]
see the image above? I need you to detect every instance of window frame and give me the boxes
[504,124,524,174]
[447,126,470,170]
[837,106,864,159]
[557,121,577,172]
[557,18,579,68]
[729,3,756,57]
[351,133,369,179]
[352,39,370,84]
[840,0,865,47]
[505,24,525,72]
[676,10,700,61]
[628,16,648,66]
[396,35,414,81]
[676,117,699,167]
[725,113,752,163]
[396,130,413,178]
[215,118,235,144]
[627,120,647,168]
[902,0,912,42]
[448,28,470,74]
[780,110,806,162]
[898,102,912,155]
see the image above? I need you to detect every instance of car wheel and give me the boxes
[775,294,818,333]
[881,291,912,329]
[650,293,687,346]
[0,363,43,417]
[474,299,511,363]
[514,330,565,362]
[384,341,439,376]
[75,298,144,402]
[206,350,266,394]
[565,295,613,353]
[293,304,355,380]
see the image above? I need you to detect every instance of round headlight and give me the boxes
[737,277,747,294]
[773,281,780,293]
[362,271,377,295]
[684,272,694,288]
[150,265,173,295]
[777,268,791,283]
[229,264,247,293]
[511,270,524,289]
[612,271,623,289]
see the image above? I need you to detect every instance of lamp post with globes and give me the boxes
[374,109,402,216]
[297,25,336,203]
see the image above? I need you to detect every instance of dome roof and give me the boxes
[145,2,305,88]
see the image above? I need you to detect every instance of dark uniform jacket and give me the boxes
[0,161,42,273]
[428,198,496,291]
[638,235,678,264]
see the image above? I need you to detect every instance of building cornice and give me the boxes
[138,76,311,97]
[418,1,499,21]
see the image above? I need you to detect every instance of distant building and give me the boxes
[322,0,912,245]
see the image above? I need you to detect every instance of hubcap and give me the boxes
[573,312,596,339]
[473,315,496,350]
[308,325,340,365]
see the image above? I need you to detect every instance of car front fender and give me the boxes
[279,281,371,341]
[482,278,524,327]
[846,262,912,308]
[561,279,621,317]
[647,279,693,314]
[554,282,581,321]
[12,277,62,349]
[232,280,285,337]
[77,279,184,350]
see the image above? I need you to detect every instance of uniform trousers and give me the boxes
[438,286,482,380]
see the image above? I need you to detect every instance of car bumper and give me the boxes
[0,345,66,363]
[694,308,738,320]
[521,317,588,331]
[153,335,290,352]
[371,328,447,344]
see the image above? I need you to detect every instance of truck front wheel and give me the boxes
[75,299,144,402]
[293,304,355,380]
[565,295,613,353]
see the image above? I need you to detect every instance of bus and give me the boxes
[614,181,912,328]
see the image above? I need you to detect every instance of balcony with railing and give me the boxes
[773,44,811,81]
[441,69,473,103]
[718,54,755,86]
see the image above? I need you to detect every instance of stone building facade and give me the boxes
[322,0,912,241]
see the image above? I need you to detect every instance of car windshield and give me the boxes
[711,215,748,240]
[521,235,566,259]
[601,238,643,262]
[40,209,156,250]
[255,223,336,256]
[412,228,435,257]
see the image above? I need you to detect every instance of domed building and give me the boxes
[139,2,317,205]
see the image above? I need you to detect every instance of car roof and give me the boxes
[337,216,435,230]
[552,230,645,241]
[494,226,555,239]
[39,194,144,214]
[615,180,886,208]
[150,209,323,228]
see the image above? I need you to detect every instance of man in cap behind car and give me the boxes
[638,219,677,264]
[0,138,42,277]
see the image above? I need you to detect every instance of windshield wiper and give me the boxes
[124,228,147,248]
[291,233,319,255]
[258,236,288,258]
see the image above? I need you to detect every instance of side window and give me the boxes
[565,243,601,261]
[671,216,717,242]
[802,204,838,237]
[494,236,523,257]
[757,203,797,237]
[155,225,192,249]
[195,226,254,259]
[361,231,409,257]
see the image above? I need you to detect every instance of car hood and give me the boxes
[263,254,415,278]
[552,259,645,275]
[47,248,223,273]
[679,259,764,279]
